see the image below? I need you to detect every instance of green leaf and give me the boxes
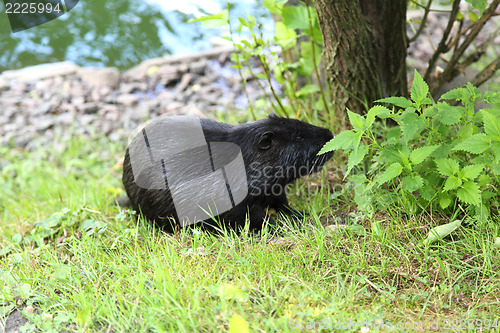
[435,158,459,177]
[346,145,368,176]
[461,164,484,180]
[458,123,474,139]
[494,237,500,249]
[492,141,500,163]
[282,6,310,30]
[386,126,401,140]
[400,110,425,143]
[376,163,403,185]
[423,220,462,246]
[483,92,500,104]
[298,41,321,76]
[76,306,92,326]
[366,105,391,128]
[379,145,404,163]
[439,192,453,209]
[410,145,440,165]
[410,69,429,104]
[402,175,423,192]
[443,176,462,191]
[188,10,229,28]
[296,84,320,97]
[348,224,367,236]
[318,130,356,154]
[435,103,463,125]
[263,0,286,15]
[482,110,500,138]
[304,12,323,45]
[274,21,297,49]
[353,131,363,150]
[216,284,248,301]
[465,0,487,14]
[347,110,365,131]
[229,314,250,333]
[468,11,479,22]
[375,97,413,109]
[421,184,437,201]
[457,181,481,206]
[452,133,491,154]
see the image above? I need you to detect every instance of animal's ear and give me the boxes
[268,113,278,119]
[258,131,274,150]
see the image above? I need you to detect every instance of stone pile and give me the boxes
[0,47,270,150]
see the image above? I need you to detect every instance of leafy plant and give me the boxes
[189,0,333,124]
[320,70,500,220]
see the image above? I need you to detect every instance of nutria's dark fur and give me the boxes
[122,114,334,232]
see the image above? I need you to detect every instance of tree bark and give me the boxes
[313,0,408,115]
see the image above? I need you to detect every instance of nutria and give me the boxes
[122,114,334,232]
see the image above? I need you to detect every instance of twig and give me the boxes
[431,0,500,95]
[447,19,463,53]
[409,0,433,43]
[457,27,500,72]
[424,0,461,82]
[227,3,256,120]
[471,57,500,87]
[305,0,331,116]
[257,51,289,117]
[409,0,453,13]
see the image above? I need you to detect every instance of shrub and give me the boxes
[320,70,500,221]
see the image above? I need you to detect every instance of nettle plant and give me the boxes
[320,70,500,221]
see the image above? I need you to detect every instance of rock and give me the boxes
[117,94,139,106]
[3,123,18,133]
[175,73,192,93]
[131,104,150,120]
[123,46,233,80]
[72,96,85,107]
[101,121,114,135]
[79,67,120,89]
[162,101,184,114]
[120,82,148,94]
[15,130,36,147]
[79,114,96,126]
[178,103,204,117]
[56,112,75,125]
[0,96,22,106]
[0,77,9,91]
[79,102,99,114]
[189,59,207,75]
[0,61,79,82]
[33,117,55,131]
[32,101,56,116]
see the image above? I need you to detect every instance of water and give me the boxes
[0,0,271,72]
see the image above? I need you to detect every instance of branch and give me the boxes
[430,0,500,95]
[471,57,500,88]
[409,0,433,43]
[457,27,500,72]
[424,0,461,82]
[409,0,453,12]
[305,0,332,116]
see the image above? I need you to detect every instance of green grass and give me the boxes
[1,135,500,332]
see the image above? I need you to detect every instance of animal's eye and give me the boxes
[296,135,303,142]
[258,131,274,150]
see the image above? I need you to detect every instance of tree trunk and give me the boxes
[313,0,408,115]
